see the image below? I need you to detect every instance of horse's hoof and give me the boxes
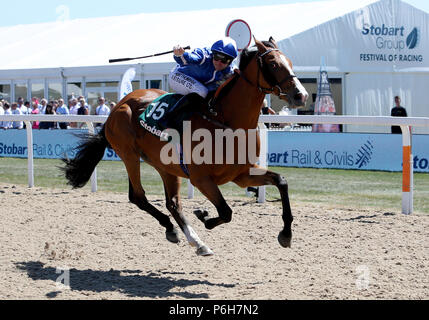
[194,210,209,222]
[166,229,180,244]
[278,231,292,248]
[196,245,214,257]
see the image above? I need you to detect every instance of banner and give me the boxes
[1,130,428,172]
[120,68,136,99]
[278,0,429,72]
[0,130,120,161]
[267,131,429,172]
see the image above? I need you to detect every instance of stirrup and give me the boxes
[207,96,217,116]
[209,108,217,116]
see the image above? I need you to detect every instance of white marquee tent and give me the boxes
[0,0,427,133]
[278,0,429,133]
[0,0,378,69]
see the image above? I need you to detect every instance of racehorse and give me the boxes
[62,37,308,256]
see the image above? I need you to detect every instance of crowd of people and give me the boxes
[0,96,115,130]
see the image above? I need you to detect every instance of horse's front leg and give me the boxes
[191,177,233,230]
[233,166,293,248]
[159,171,214,256]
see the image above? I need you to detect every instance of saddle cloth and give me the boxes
[139,93,190,176]
[139,93,186,140]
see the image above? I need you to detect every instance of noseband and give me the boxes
[241,48,297,99]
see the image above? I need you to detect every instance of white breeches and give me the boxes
[168,68,208,98]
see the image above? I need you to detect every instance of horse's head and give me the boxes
[240,37,308,108]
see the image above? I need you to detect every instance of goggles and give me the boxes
[213,52,232,64]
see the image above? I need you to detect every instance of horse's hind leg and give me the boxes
[233,166,293,248]
[122,152,179,244]
[158,171,213,256]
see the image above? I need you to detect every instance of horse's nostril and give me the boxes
[294,92,308,104]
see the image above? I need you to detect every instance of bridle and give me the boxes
[240,48,297,100]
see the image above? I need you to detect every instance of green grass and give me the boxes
[1,157,428,213]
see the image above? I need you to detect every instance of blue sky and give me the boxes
[1,0,428,27]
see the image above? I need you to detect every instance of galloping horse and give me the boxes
[62,37,308,256]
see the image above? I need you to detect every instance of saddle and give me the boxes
[138,71,240,140]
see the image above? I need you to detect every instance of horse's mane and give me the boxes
[239,41,275,71]
[212,41,276,108]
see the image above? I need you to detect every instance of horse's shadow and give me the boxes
[15,261,235,299]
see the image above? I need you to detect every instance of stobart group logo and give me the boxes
[362,23,420,50]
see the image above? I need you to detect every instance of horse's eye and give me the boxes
[270,63,278,69]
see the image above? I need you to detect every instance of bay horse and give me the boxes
[62,37,308,256]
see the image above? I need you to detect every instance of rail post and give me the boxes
[400,125,413,215]
[257,125,268,203]
[87,122,98,193]
[24,121,34,188]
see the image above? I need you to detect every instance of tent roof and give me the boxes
[0,0,377,70]
[277,0,429,72]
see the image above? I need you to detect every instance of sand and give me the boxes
[0,183,427,300]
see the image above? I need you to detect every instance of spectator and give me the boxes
[77,98,89,115]
[0,101,4,129]
[30,99,40,129]
[260,99,276,128]
[2,102,12,129]
[78,96,91,115]
[17,97,29,115]
[109,102,116,109]
[391,96,408,134]
[51,100,59,113]
[95,97,110,127]
[24,101,31,112]
[69,98,79,114]
[77,98,89,129]
[95,97,110,116]
[11,102,24,129]
[32,97,41,109]
[39,104,55,130]
[68,98,80,128]
[56,98,70,129]
[39,99,48,114]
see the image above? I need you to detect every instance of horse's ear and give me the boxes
[253,36,267,53]
[269,36,278,48]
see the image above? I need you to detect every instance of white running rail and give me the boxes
[1,114,428,214]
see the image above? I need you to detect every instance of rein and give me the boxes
[240,48,297,100]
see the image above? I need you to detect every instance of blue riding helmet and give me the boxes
[211,37,238,60]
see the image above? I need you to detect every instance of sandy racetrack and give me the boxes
[0,183,427,300]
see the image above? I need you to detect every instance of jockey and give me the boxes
[164,37,238,125]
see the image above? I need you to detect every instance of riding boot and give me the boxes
[208,100,217,116]
[163,93,205,129]
[206,91,218,116]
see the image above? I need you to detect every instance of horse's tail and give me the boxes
[61,126,109,189]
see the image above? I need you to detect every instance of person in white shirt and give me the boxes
[39,99,48,114]
[0,101,4,129]
[95,97,110,127]
[68,98,79,115]
[68,98,80,128]
[17,97,29,115]
[95,97,110,116]
[2,102,12,129]
[56,98,70,129]
[11,102,23,129]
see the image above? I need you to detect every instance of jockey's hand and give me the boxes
[173,45,185,56]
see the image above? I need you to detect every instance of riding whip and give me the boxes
[109,46,191,63]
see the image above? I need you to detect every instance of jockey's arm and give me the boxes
[173,48,206,66]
